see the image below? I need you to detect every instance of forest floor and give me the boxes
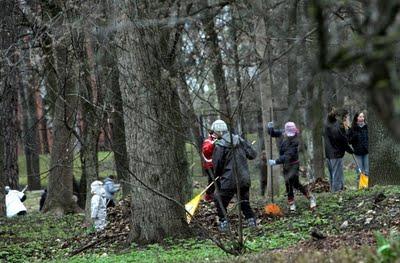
[1,179,400,262]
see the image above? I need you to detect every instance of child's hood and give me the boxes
[91,180,105,196]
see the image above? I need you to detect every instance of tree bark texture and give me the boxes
[287,0,299,122]
[41,5,81,213]
[369,107,400,185]
[119,1,189,244]
[201,0,231,123]
[19,37,41,190]
[0,0,20,190]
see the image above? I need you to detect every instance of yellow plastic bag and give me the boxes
[358,172,369,189]
[185,177,219,224]
[185,193,202,223]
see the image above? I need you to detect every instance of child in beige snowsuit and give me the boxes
[90,181,107,231]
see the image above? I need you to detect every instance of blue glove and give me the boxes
[357,168,362,174]
[267,122,274,129]
[268,159,276,166]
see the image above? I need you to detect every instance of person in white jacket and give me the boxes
[90,181,107,231]
[5,186,27,217]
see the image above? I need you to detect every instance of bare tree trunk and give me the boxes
[0,0,8,210]
[201,0,231,123]
[96,0,130,196]
[0,83,4,215]
[258,65,280,198]
[3,74,20,189]
[177,73,203,149]
[41,13,81,214]
[369,108,400,185]
[119,1,189,244]
[79,109,100,211]
[255,3,281,197]
[176,72,202,191]
[109,73,130,196]
[287,0,299,122]
[75,30,104,214]
[38,95,50,154]
[230,12,245,135]
[0,125,4,216]
[306,76,325,179]
[19,36,41,190]
[105,43,129,196]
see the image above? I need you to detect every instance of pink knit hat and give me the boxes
[284,122,298,137]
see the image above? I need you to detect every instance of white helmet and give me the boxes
[211,120,228,133]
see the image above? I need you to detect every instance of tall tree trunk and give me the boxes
[3,73,19,189]
[106,43,129,196]
[1,0,20,191]
[109,72,129,196]
[287,0,299,122]
[76,30,103,213]
[255,3,281,197]
[79,109,100,211]
[306,76,325,179]
[369,107,400,185]
[201,0,231,123]
[0,124,4,216]
[42,20,81,214]
[230,12,245,135]
[0,80,4,215]
[119,1,189,244]
[258,64,280,198]
[177,73,203,149]
[19,35,41,190]
[97,0,130,196]
[38,95,50,154]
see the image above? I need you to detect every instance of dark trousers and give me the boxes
[215,187,255,220]
[284,163,308,202]
[106,199,115,208]
[205,169,216,195]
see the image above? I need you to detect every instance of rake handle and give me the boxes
[269,107,274,203]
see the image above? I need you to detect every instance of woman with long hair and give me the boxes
[348,111,369,182]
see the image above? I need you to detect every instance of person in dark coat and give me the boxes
[39,189,47,211]
[324,108,354,192]
[211,119,257,231]
[348,111,369,180]
[268,122,316,212]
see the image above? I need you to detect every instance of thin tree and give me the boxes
[18,32,41,190]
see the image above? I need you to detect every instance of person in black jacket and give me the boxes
[211,119,258,232]
[39,189,47,211]
[348,111,369,180]
[268,121,316,212]
[324,108,354,192]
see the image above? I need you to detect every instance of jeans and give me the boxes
[327,158,344,192]
[354,154,369,175]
